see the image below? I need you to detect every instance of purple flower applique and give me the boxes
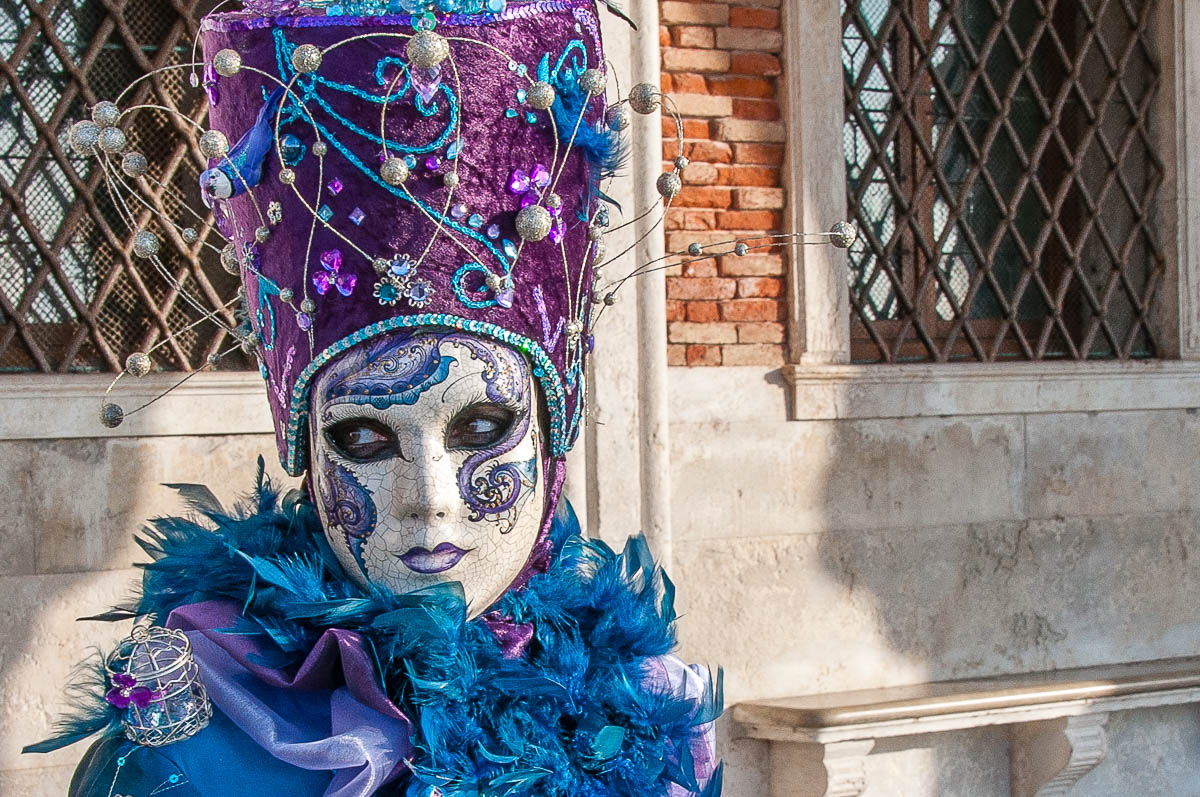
[105,673,162,710]
[313,249,357,297]
[508,164,551,209]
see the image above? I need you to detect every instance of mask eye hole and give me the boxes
[446,404,515,450]
[325,418,398,462]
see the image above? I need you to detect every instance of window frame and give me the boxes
[778,0,1200,421]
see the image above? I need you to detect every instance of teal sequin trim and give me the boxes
[283,314,569,474]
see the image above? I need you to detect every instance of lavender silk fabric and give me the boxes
[200,1,605,477]
[167,601,411,797]
[644,655,719,796]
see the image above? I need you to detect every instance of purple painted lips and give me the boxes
[399,542,470,574]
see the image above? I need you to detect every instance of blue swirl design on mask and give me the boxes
[321,332,455,408]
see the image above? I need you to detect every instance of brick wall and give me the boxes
[659,0,787,367]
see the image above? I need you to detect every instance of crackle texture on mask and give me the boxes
[310,328,545,616]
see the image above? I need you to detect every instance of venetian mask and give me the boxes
[308,329,546,616]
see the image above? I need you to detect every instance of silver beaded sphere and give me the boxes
[735,242,750,256]
[656,172,682,199]
[279,288,294,303]
[91,101,121,128]
[603,292,617,306]
[545,193,562,210]
[220,243,240,274]
[198,130,229,159]
[380,157,409,186]
[675,155,690,170]
[278,168,296,185]
[515,205,552,242]
[98,126,127,154]
[131,230,160,258]
[121,151,148,177]
[181,227,199,243]
[443,172,460,188]
[125,352,152,378]
[254,225,270,243]
[100,403,125,428]
[566,319,583,337]
[207,353,220,365]
[300,298,316,313]
[687,242,703,256]
[213,48,242,77]
[69,120,101,156]
[291,43,323,73]
[628,83,659,114]
[526,81,556,110]
[587,225,603,242]
[578,68,606,97]
[606,105,631,131]
[373,258,390,275]
[407,30,449,69]
[312,141,328,157]
[829,220,857,249]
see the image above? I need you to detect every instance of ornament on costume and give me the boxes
[104,626,212,748]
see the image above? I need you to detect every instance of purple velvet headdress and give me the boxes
[197,0,618,475]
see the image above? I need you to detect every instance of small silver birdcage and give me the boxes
[104,625,212,747]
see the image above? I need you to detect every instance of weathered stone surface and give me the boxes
[0,435,286,576]
[669,414,1026,542]
[0,764,75,796]
[1076,705,1200,796]
[0,570,134,773]
[671,513,1200,704]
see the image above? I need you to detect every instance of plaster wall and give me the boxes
[666,366,1200,796]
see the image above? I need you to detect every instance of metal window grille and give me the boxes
[0,0,245,373]
[841,0,1166,363]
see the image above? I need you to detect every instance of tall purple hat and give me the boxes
[197,0,622,476]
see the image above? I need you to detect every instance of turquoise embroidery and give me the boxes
[255,275,282,352]
[451,261,513,309]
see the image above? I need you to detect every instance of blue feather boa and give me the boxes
[33,462,722,796]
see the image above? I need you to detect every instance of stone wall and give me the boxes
[666,366,1200,795]
[5,365,1199,794]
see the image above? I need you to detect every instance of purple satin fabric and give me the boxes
[167,601,412,797]
[643,655,719,797]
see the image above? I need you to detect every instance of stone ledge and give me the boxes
[0,373,274,440]
[784,361,1200,421]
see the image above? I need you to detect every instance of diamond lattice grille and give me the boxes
[842,0,1165,362]
[0,0,245,373]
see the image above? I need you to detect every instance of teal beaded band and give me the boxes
[283,313,570,475]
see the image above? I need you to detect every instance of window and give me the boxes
[0,0,244,374]
[841,0,1166,363]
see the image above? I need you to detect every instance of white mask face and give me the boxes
[309,330,545,617]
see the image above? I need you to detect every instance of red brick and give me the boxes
[733,143,784,165]
[667,209,717,230]
[712,118,786,142]
[685,140,733,164]
[732,186,785,209]
[706,76,776,99]
[663,118,712,139]
[682,162,720,185]
[719,253,785,276]
[667,344,688,366]
[666,231,735,251]
[716,26,783,51]
[686,301,721,322]
[662,47,732,73]
[729,6,780,27]
[675,186,732,209]
[686,344,723,366]
[717,164,780,187]
[716,209,780,229]
[661,1,729,26]
[682,259,718,278]
[669,321,738,344]
[672,25,715,48]
[667,276,737,300]
[721,343,784,366]
[737,277,783,298]
[671,72,709,93]
[733,99,780,121]
[731,52,782,76]
[666,299,687,322]
[720,298,782,321]
[737,322,785,343]
[659,25,671,47]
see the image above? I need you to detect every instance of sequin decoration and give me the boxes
[313,249,357,296]
[349,207,366,225]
